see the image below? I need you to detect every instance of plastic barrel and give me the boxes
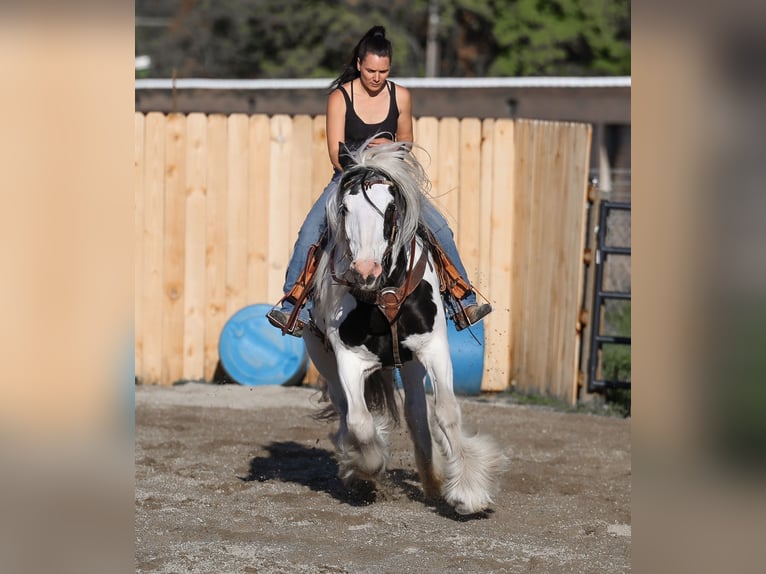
[218,304,308,386]
[446,318,485,395]
[395,318,485,395]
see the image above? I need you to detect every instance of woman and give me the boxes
[267,25,491,336]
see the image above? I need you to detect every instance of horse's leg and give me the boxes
[334,349,388,482]
[304,328,347,422]
[399,360,442,501]
[418,343,508,515]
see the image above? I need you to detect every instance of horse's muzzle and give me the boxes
[348,260,383,290]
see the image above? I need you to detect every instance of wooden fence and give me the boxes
[135,113,591,402]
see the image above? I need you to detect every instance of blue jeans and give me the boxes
[420,199,478,307]
[281,172,477,312]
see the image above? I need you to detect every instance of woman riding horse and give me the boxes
[305,139,507,515]
[267,25,491,336]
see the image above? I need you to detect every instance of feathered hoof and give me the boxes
[445,490,494,516]
[441,434,509,515]
[336,434,389,484]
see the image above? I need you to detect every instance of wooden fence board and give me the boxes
[134,113,145,381]
[203,115,228,380]
[289,115,314,249]
[413,117,439,199]
[182,113,207,380]
[436,118,461,235]
[141,113,165,384]
[268,115,293,302]
[478,119,495,386]
[458,118,482,281]
[477,119,494,302]
[248,114,271,304]
[312,115,332,203]
[226,114,250,318]
[161,114,187,384]
[484,119,515,391]
[511,121,535,388]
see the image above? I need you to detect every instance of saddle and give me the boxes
[273,230,474,336]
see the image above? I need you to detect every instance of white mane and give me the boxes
[312,137,433,320]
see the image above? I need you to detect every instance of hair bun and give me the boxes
[370,25,386,38]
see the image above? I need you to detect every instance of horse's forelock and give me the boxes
[347,138,429,253]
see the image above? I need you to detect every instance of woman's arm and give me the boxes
[326,89,346,172]
[395,84,413,143]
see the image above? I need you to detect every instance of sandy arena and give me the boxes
[135,383,630,573]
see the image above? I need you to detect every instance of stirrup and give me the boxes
[267,241,321,337]
[267,308,305,338]
[451,301,493,331]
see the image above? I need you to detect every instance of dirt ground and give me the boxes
[135,383,630,573]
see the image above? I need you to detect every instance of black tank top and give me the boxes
[340,81,399,152]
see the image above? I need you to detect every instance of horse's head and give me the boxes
[335,169,399,291]
[322,138,430,298]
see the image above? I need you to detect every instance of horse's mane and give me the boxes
[312,137,433,318]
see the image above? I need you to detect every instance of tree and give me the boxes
[137,0,430,79]
[135,0,630,78]
[489,0,630,76]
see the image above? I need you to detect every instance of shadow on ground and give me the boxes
[239,440,492,520]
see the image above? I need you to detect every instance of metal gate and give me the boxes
[587,200,631,393]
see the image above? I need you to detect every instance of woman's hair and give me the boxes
[329,26,393,92]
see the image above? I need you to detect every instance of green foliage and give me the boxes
[137,0,430,78]
[136,0,630,78]
[602,302,630,382]
[489,0,631,76]
[600,302,630,416]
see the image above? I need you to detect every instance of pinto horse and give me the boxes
[304,140,507,515]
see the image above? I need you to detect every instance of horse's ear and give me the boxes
[338,142,354,171]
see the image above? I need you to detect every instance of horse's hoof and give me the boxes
[453,498,489,516]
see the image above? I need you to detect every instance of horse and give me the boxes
[303,139,507,515]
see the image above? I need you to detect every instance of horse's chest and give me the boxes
[338,282,438,367]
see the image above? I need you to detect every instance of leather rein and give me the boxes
[329,179,429,367]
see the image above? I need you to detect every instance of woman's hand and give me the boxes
[366,137,394,147]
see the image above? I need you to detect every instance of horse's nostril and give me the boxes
[352,260,381,282]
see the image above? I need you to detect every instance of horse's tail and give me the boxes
[365,370,400,426]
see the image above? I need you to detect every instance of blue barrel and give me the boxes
[395,318,485,395]
[218,304,308,386]
[446,318,485,395]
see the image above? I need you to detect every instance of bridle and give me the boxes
[330,177,429,367]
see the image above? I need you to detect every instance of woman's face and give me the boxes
[357,53,391,93]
